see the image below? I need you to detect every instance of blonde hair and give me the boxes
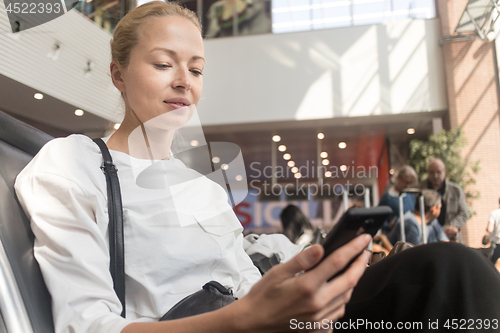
[111,1,202,69]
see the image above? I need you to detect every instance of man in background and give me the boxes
[388,189,448,245]
[420,158,468,242]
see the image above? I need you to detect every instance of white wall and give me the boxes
[0,5,121,122]
[199,18,447,125]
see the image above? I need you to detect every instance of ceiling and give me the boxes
[0,73,113,137]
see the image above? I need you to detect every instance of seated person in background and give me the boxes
[280,204,323,246]
[388,189,448,245]
[378,165,417,232]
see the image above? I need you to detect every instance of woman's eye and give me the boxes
[190,69,203,77]
[155,64,171,70]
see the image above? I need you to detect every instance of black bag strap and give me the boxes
[93,138,126,318]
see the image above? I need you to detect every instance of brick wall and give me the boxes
[437,0,500,247]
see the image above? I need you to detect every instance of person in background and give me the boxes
[378,165,417,232]
[388,189,448,245]
[280,204,324,246]
[486,198,500,264]
[420,158,469,242]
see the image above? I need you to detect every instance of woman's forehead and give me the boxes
[137,16,203,53]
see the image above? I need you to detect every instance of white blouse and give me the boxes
[14,134,261,333]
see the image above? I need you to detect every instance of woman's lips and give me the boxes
[164,101,189,109]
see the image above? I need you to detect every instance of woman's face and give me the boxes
[115,15,204,129]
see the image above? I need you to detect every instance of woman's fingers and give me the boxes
[305,234,371,285]
[275,244,324,279]
[314,251,369,316]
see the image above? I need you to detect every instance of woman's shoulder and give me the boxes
[16,134,104,191]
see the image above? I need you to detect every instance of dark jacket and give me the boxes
[419,179,469,242]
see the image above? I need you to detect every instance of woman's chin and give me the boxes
[145,105,196,130]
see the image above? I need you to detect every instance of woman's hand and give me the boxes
[233,234,372,332]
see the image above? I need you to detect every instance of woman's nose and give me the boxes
[172,68,191,91]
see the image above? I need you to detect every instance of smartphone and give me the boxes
[321,206,392,279]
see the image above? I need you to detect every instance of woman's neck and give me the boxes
[106,112,174,161]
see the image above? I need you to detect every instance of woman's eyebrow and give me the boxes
[150,47,205,63]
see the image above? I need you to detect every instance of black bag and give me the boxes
[160,281,237,321]
[94,138,236,320]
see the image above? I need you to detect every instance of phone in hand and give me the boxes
[320,206,392,280]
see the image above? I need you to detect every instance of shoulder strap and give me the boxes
[93,138,126,318]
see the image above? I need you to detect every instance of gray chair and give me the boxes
[0,110,55,333]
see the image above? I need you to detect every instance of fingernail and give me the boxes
[305,246,321,265]
[358,234,372,244]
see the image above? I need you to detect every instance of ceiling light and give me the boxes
[34,93,43,100]
[272,135,281,142]
[287,161,295,167]
[389,169,395,175]
[322,159,329,166]
[221,163,229,170]
[320,152,328,158]
[317,133,324,139]
[235,175,243,181]
[325,171,332,177]
[407,128,415,135]
[291,167,298,173]
[74,109,84,116]
[340,165,347,171]
[114,123,120,130]
[212,156,220,163]
[278,145,286,152]
[294,173,302,179]
[190,140,199,147]
[283,153,291,160]
[338,142,347,149]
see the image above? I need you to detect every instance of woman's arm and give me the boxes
[122,235,372,333]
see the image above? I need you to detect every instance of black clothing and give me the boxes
[339,242,500,332]
[428,180,447,226]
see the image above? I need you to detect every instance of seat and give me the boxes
[0,110,54,333]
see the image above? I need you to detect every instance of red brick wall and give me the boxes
[437,0,500,246]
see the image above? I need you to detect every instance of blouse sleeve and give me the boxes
[15,151,132,333]
[233,232,262,298]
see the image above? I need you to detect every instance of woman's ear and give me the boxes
[110,61,126,93]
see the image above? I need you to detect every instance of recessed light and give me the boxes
[317,133,324,139]
[283,153,291,160]
[287,161,295,167]
[338,142,347,149]
[325,171,332,177]
[272,135,281,142]
[389,169,395,175]
[74,109,84,116]
[221,163,229,170]
[34,93,43,100]
[291,167,298,173]
[190,140,199,147]
[278,145,286,152]
[212,157,220,163]
[294,173,302,179]
[320,152,328,158]
[340,165,347,171]
[235,175,243,181]
[322,159,330,166]
[407,128,415,135]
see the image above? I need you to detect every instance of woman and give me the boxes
[14,2,371,332]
